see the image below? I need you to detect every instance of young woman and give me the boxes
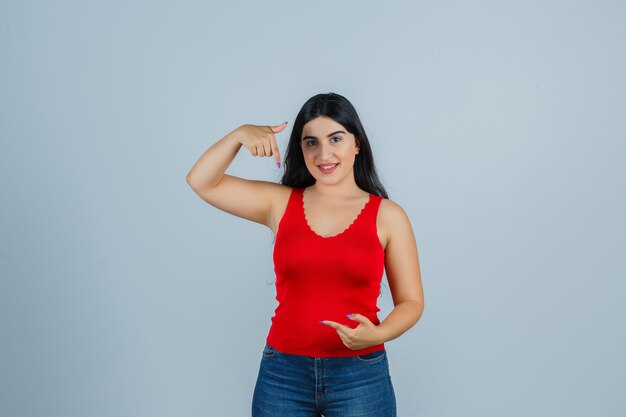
[186,92,424,417]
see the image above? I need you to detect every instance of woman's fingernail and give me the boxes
[319,321,325,325]
[346,314,352,318]
[276,161,281,169]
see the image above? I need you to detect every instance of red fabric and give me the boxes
[266,187,386,357]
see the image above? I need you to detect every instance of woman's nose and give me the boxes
[318,143,334,159]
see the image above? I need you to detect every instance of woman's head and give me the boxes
[280,92,388,199]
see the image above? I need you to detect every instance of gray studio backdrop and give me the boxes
[1,1,624,417]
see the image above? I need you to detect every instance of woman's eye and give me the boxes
[305,137,341,146]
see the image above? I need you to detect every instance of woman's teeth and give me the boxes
[318,163,339,174]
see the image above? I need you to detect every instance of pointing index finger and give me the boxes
[270,132,282,166]
[320,320,343,329]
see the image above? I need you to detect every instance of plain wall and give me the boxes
[1,1,624,416]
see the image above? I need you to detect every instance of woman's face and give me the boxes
[300,116,360,185]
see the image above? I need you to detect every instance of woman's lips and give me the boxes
[317,163,339,174]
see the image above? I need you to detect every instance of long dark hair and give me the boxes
[280,92,389,199]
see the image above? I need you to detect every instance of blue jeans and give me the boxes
[252,342,397,417]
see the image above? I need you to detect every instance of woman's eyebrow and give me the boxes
[302,130,346,141]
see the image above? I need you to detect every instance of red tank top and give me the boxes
[266,186,386,357]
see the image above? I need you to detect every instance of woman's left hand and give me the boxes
[320,313,385,350]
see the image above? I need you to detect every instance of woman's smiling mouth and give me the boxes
[317,163,339,174]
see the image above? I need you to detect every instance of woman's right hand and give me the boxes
[235,122,288,168]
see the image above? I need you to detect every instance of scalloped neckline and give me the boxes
[301,187,372,239]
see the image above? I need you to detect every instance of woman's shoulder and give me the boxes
[377,194,406,215]
[267,183,298,207]
[266,184,301,234]
[377,195,414,245]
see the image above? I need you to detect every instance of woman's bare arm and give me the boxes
[185,123,286,227]
[376,200,424,343]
